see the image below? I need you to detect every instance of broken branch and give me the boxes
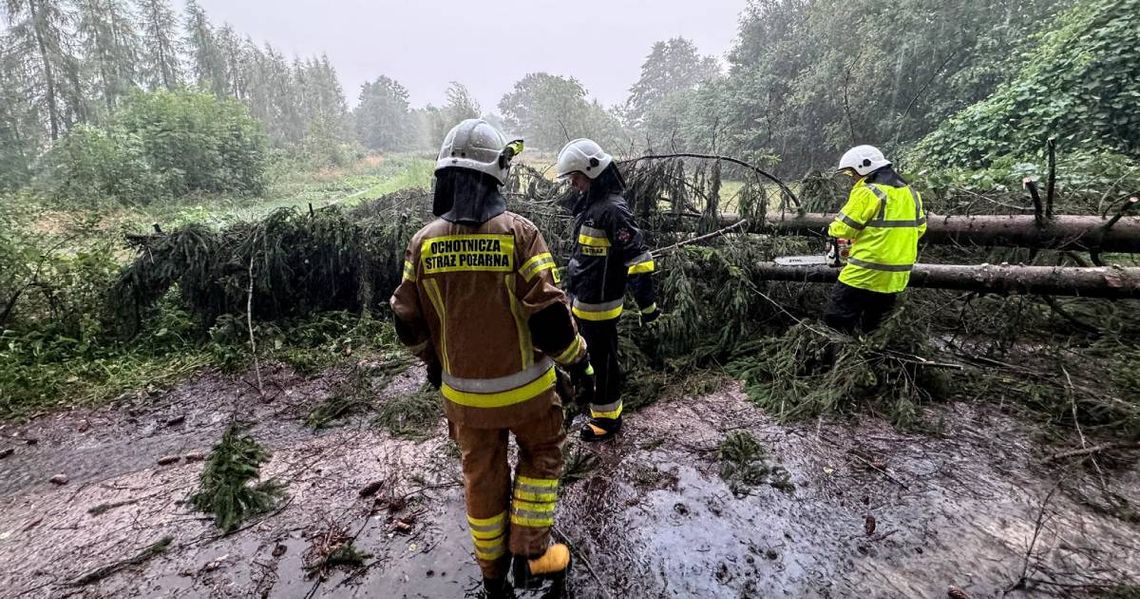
[69,536,173,586]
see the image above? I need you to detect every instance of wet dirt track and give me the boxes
[1,365,1137,598]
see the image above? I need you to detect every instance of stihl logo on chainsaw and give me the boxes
[774,238,850,267]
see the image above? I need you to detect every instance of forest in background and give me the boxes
[4,0,1137,198]
[1,0,1138,432]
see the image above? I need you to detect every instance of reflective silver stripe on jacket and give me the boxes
[864,184,925,228]
[580,225,607,239]
[624,251,652,267]
[442,358,554,394]
[572,298,624,313]
[837,212,865,230]
[846,258,914,273]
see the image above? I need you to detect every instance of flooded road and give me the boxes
[0,363,1137,598]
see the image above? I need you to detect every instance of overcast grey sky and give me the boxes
[197,0,749,111]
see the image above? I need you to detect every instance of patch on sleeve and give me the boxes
[616,228,633,244]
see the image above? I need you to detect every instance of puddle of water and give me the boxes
[557,386,1140,598]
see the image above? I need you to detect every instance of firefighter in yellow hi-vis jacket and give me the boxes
[390,119,594,598]
[825,145,926,333]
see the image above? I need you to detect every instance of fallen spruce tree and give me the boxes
[751,263,1140,299]
[706,208,1135,253]
[743,209,1140,254]
[105,156,1139,441]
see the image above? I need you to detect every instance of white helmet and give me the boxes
[436,119,515,184]
[555,138,613,180]
[837,145,891,176]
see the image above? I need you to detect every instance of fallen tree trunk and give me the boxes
[715,213,1140,253]
[755,262,1140,299]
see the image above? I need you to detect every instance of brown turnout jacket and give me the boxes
[390,211,586,428]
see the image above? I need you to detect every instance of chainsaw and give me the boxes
[774,238,849,267]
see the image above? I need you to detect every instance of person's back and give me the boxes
[399,209,567,428]
[837,166,925,295]
[390,119,592,598]
[825,145,926,334]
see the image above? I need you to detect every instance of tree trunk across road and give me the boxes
[755,262,1140,299]
[710,213,1140,253]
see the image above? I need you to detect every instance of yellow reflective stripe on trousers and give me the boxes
[473,536,506,561]
[442,363,556,408]
[467,511,506,531]
[572,298,624,322]
[514,475,559,502]
[517,475,558,488]
[402,260,416,282]
[468,511,507,559]
[520,252,556,281]
[553,335,583,365]
[591,399,623,419]
[514,487,558,503]
[505,274,534,368]
[423,279,450,373]
[511,499,556,528]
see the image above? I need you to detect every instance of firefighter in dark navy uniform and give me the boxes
[555,138,658,442]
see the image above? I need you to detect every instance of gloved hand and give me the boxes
[426,359,442,390]
[566,357,595,406]
[640,304,661,326]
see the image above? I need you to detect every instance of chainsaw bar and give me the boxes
[774,255,831,266]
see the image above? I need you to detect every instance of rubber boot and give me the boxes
[483,577,514,599]
[580,416,622,442]
[512,543,571,590]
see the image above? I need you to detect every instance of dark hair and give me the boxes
[587,163,626,200]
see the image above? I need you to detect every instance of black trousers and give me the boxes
[823,282,899,334]
[575,317,622,418]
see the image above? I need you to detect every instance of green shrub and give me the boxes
[37,90,268,205]
[913,0,1140,168]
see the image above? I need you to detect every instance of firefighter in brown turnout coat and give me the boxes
[390,119,594,597]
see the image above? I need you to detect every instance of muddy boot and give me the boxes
[512,543,571,590]
[483,577,515,599]
[580,416,621,442]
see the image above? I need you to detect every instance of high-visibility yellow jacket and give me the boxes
[828,177,927,294]
[390,211,587,429]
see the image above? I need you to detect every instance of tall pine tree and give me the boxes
[183,0,223,95]
[0,32,42,187]
[4,0,84,140]
[76,0,140,114]
[135,0,180,90]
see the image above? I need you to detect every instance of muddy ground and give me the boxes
[0,362,1137,598]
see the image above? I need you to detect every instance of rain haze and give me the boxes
[4,0,1140,597]
[197,0,748,110]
